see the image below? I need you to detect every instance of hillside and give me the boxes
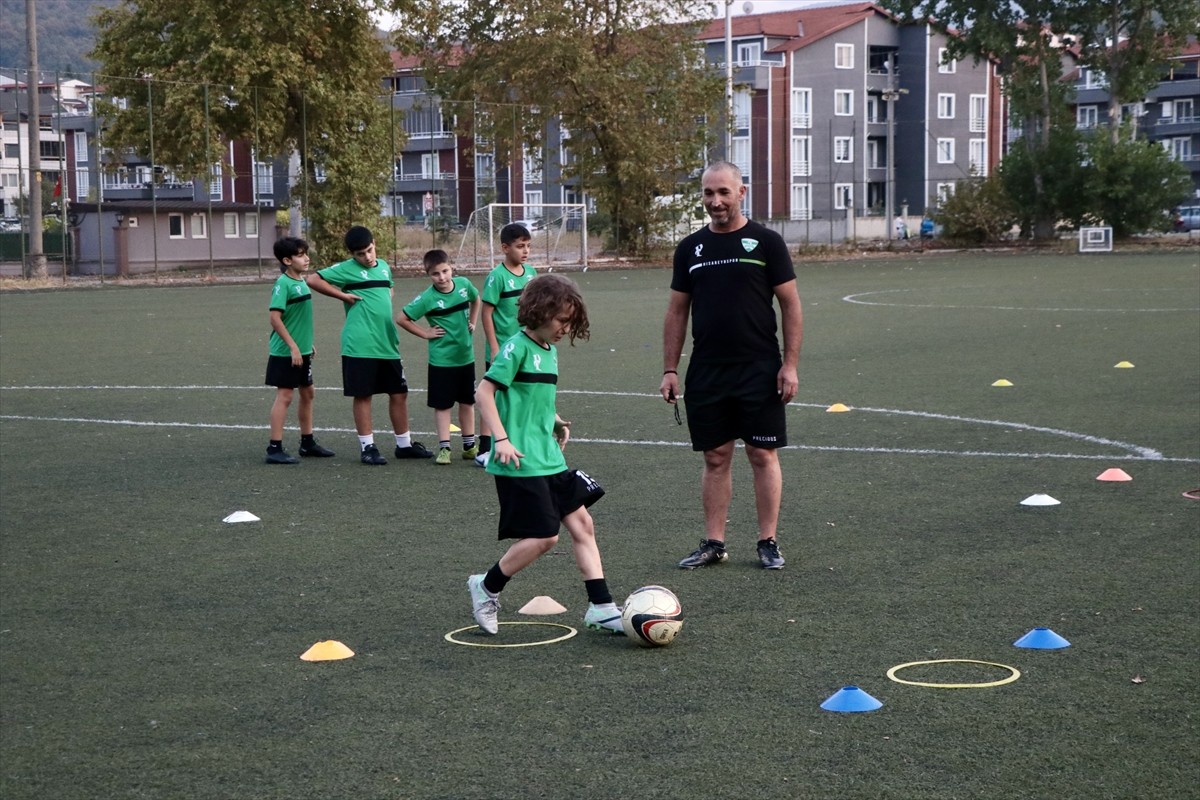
[0,0,121,76]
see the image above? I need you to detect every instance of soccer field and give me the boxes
[1,251,1197,799]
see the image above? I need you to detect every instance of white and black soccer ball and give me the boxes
[621,585,683,647]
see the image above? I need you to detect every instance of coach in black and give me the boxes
[660,160,803,571]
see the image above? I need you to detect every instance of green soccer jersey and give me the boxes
[267,273,314,357]
[402,276,479,367]
[482,263,536,344]
[484,331,565,478]
[316,257,401,359]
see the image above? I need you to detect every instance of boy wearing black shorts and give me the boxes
[467,274,622,636]
[263,236,335,464]
[397,249,482,465]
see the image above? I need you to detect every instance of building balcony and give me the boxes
[391,171,457,193]
[100,182,196,200]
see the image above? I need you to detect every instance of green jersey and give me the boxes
[402,276,479,367]
[316,257,401,359]
[267,273,314,357]
[484,331,565,478]
[482,263,536,344]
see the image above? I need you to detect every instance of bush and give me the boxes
[934,176,1019,244]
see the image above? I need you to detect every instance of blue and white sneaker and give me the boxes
[584,603,624,634]
[474,450,490,468]
[467,574,500,634]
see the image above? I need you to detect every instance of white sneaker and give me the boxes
[583,602,624,634]
[474,450,490,468]
[467,574,500,634]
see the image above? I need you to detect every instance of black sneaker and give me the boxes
[265,449,299,465]
[678,539,728,569]
[757,538,786,570]
[360,444,387,465]
[298,440,335,458]
[395,441,434,459]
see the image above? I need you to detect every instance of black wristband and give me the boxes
[663,369,677,375]
[495,437,509,443]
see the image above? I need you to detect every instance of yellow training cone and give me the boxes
[1114,361,1134,369]
[300,640,355,662]
[991,379,1014,387]
[826,403,851,413]
[449,423,461,432]
[518,596,568,615]
[1097,468,1132,482]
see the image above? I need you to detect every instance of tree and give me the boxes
[934,175,1019,244]
[396,0,722,255]
[1080,127,1192,236]
[90,0,410,260]
[998,124,1088,238]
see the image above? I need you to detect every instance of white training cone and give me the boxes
[222,510,260,523]
[1020,494,1060,507]
[518,596,568,615]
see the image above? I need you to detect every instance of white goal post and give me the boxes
[1078,226,1113,253]
[457,203,589,272]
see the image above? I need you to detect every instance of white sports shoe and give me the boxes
[584,602,624,634]
[467,574,500,634]
[474,450,490,468]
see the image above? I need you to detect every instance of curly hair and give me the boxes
[517,274,590,344]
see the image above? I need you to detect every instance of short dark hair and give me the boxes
[518,274,590,345]
[423,249,450,273]
[500,222,531,246]
[344,225,373,252]
[273,236,308,272]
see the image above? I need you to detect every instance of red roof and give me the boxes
[696,2,895,53]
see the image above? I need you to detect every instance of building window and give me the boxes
[523,146,543,184]
[736,42,761,66]
[39,140,62,159]
[732,89,751,130]
[3,143,19,158]
[525,190,543,218]
[792,88,812,128]
[866,95,882,123]
[938,48,956,73]
[1,171,18,188]
[208,163,222,200]
[969,139,986,175]
[936,182,955,205]
[223,212,239,238]
[834,90,853,116]
[168,213,184,238]
[790,183,812,220]
[937,138,955,163]
[421,153,437,179]
[867,139,883,169]
[245,212,259,237]
[1169,137,1192,162]
[190,213,207,238]
[1077,105,1098,129]
[731,137,751,177]
[835,43,854,69]
[834,137,853,163]
[791,136,811,177]
[1173,99,1194,122]
[969,95,987,133]
[74,131,88,163]
[834,183,853,210]
[76,169,90,199]
[937,93,955,119]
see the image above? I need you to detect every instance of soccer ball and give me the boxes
[621,585,683,646]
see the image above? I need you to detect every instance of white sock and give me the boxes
[395,431,412,449]
[358,435,374,451]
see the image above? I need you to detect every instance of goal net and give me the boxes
[1078,226,1113,253]
[457,203,589,272]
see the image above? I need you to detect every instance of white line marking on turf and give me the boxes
[842,287,1200,312]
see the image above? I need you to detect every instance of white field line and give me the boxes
[2,386,1196,464]
[842,287,1200,313]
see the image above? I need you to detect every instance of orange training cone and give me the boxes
[826,403,851,413]
[300,640,355,661]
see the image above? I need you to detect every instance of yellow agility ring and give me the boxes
[444,621,578,648]
[886,658,1021,689]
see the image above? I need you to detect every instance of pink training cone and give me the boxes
[1096,468,1132,482]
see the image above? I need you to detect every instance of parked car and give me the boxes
[1172,206,1200,232]
[513,218,543,236]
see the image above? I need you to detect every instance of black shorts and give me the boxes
[341,356,409,398]
[684,359,787,451]
[427,363,476,410]
[493,469,605,540]
[265,353,313,389]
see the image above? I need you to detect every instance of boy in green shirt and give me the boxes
[306,226,432,465]
[397,249,482,465]
[467,274,623,636]
[263,236,335,464]
[476,222,537,466]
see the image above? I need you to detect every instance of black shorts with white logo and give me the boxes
[265,353,314,389]
[427,363,476,410]
[493,469,605,540]
[341,356,408,397]
[683,359,787,451]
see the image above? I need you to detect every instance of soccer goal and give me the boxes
[457,203,589,272]
[1078,226,1113,253]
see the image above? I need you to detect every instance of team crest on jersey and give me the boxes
[532,354,542,371]
[741,238,758,253]
[694,243,704,257]
[502,341,516,360]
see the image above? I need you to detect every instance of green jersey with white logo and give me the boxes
[268,273,314,356]
[317,257,400,359]
[484,331,564,478]
[402,276,479,367]
[482,263,536,342]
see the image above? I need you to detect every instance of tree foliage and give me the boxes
[1080,128,1192,237]
[934,175,1019,244]
[998,124,1087,238]
[89,0,409,260]
[395,0,723,255]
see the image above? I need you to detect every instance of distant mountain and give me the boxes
[0,0,121,76]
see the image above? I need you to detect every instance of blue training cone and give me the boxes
[821,685,883,712]
[1014,627,1071,649]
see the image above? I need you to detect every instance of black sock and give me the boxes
[584,578,613,606]
[300,433,315,445]
[480,435,492,454]
[462,435,476,450]
[707,539,726,550]
[483,563,510,595]
[268,440,283,452]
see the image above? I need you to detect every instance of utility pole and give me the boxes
[881,52,906,242]
[724,0,733,160]
[25,0,47,278]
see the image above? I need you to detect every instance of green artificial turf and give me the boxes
[1,251,1197,799]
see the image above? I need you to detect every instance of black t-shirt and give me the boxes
[671,219,795,364]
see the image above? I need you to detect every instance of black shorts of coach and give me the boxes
[493,469,605,540]
[683,359,788,452]
[341,355,409,397]
[265,353,314,389]
[426,363,476,410]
